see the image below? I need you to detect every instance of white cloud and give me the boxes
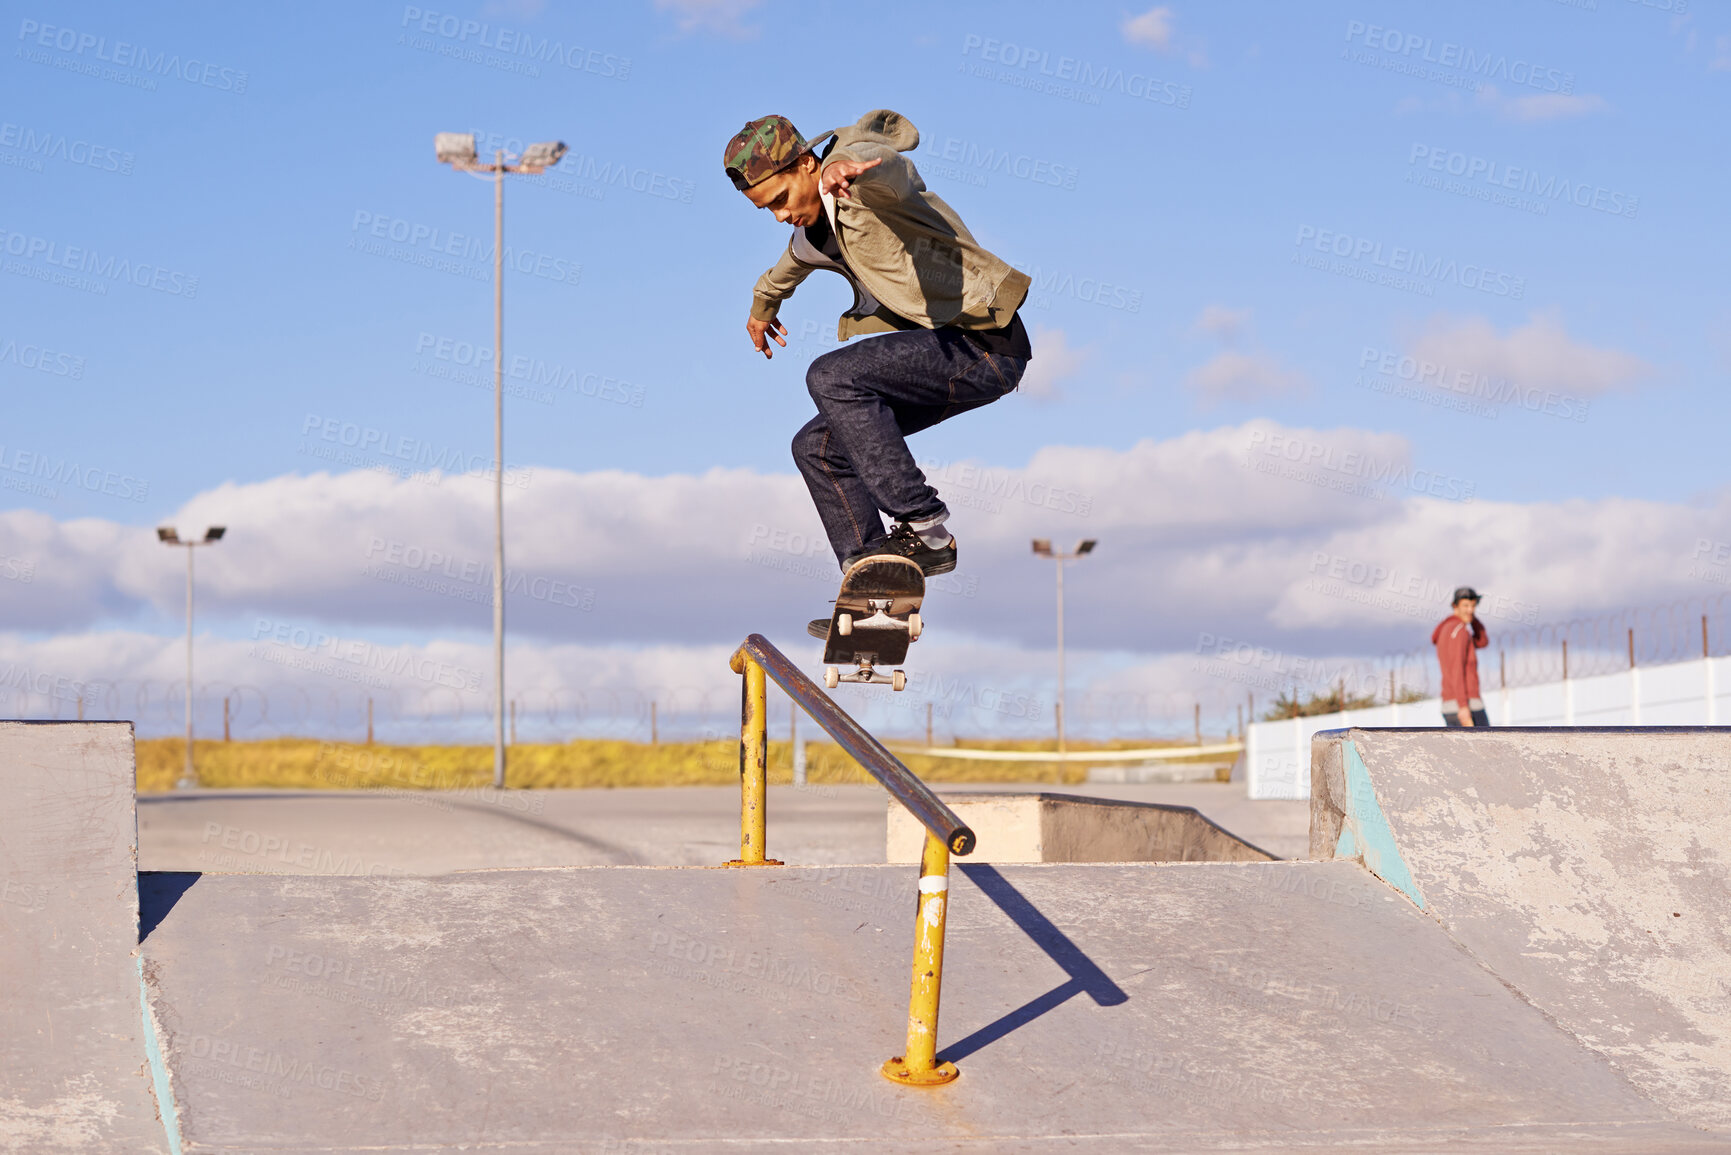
[1184,307,1306,404]
[1476,85,1609,122]
[1185,352,1309,405]
[8,419,1731,738]
[1192,305,1250,344]
[1120,6,1207,66]
[1405,311,1655,397]
[652,0,763,38]
[1019,325,1090,399]
[1121,6,1175,51]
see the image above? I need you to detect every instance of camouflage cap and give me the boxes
[723,115,812,191]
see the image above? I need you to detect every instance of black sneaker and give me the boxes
[845,523,957,577]
[807,618,831,640]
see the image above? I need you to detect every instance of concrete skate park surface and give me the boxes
[7,722,1731,1152]
[138,778,1313,871]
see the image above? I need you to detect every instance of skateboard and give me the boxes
[822,555,924,692]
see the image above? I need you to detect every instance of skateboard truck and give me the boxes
[824,654,908,692]
[836,599,922,641]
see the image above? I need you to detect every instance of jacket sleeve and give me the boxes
[750,239,814,323]
[1472,619,1489,649]
[821,141,921,208]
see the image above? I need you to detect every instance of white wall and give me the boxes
[1244,655,1730,800]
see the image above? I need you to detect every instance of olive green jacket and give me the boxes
[749,109,1031,340]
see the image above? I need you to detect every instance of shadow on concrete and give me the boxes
[139,871,201,943]
[939,864,1128,1063]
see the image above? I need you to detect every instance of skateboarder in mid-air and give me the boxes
[724,110,1032,639]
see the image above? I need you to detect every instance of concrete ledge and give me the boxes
[0,721,171,1154]
[887,791,1277,864]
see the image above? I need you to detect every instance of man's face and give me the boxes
[1454,598,1478,623]
[743,154,823,227]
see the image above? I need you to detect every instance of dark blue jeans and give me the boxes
[793,328,1025,566]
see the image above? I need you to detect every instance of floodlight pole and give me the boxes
[1032,540,1097,756]
[437,135,565,789]
[492,151,505,791]
[159,528,224,790]
[1055,554,1066,755]
[184,543,193,786]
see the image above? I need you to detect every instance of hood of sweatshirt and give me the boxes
[814,108,920,156]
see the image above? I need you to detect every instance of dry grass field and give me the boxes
[136,736,1227,794]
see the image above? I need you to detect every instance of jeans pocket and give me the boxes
[948,351,1024,406]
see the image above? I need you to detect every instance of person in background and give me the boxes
[1433,587,1490,727]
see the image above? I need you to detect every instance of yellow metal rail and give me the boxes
[727,633,973,1086]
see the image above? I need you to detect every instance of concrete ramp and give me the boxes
[1312,727,1731,1131]
[135,860,1719,1152]
[0,722,172,1154]
[886,792,1277,864]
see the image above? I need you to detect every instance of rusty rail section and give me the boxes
[727,634,975,859]
[727,632,973,1086]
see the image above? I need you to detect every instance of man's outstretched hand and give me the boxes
[747,316,787,359]
[820,156,881,199]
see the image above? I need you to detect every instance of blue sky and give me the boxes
[2,0,1726,740]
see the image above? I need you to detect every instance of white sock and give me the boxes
[913,522,952,549]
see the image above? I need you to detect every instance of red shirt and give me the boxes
[1432,615,1488,706]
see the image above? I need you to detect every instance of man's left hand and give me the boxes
[820,157,882,200]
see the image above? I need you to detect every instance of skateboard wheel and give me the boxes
[824,667,839,689]
[907,613,922,641]
[837,613,853,636]
[892,670,906,692]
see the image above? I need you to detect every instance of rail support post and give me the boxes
[726,654,781,867]
[882,828,958,1085]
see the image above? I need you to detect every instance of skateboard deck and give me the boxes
[822,555,924,691]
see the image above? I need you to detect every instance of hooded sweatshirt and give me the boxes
[1432,614,1488,711]
[750,109,1032,341]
